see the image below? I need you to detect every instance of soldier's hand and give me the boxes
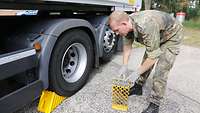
[125,70,140,82]
[118,65,128,79]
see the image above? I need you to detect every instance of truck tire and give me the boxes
[101,28,117,62]
[49,29,94,96]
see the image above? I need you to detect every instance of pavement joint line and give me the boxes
[168,88,200,106]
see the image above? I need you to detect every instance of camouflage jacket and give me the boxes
[124,10,182,59]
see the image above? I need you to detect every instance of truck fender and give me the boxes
[38,19,99,88]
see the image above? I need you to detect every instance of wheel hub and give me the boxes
[61,43,87,83]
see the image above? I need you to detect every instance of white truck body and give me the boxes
[0,0,140,113]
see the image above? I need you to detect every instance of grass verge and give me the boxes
[183,18,200,30]
[183,27,200,48]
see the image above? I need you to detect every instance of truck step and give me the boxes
[0,80,43,113]
[37,90,66,113]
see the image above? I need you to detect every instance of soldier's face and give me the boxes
[109,21,130,37]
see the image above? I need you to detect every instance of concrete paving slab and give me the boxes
[167,46,200,103]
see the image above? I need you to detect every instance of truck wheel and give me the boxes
[101,28,117,62]
[49,29,94,96]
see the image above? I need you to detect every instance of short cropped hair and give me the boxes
[108,11,129,24]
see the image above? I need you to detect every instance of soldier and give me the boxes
[108,10,183,113]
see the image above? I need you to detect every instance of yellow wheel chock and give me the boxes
[112,79,132,111]
[37,90,66,113]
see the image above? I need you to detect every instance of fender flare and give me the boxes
[96,16,109,57]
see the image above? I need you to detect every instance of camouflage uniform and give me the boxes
[123,10,183,105]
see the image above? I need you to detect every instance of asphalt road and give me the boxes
[16,45,200,113]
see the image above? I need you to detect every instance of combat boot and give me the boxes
[141,102,159,113]
[129,83,142,96]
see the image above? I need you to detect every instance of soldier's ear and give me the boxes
[121,21,128,26]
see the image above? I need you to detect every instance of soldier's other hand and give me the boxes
[118,65,128,79]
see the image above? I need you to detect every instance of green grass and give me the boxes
[183,36,200,47]
[183,27,200,48]
[183,18,200,30]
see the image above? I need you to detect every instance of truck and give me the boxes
[0,0,136,113]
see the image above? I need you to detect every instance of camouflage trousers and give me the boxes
[135,28,183,105]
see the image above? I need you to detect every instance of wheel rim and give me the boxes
[61,43,87,83]
[103,29,116,53]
